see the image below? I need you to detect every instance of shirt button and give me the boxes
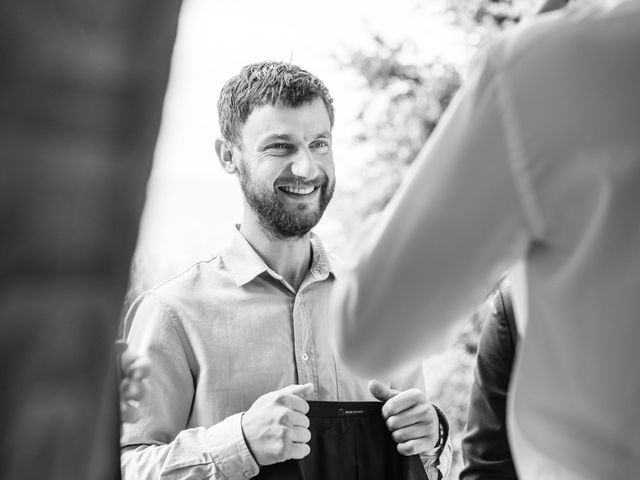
[301,352,309,361]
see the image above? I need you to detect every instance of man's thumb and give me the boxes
[369,379,399,402]
[291,382,315,399]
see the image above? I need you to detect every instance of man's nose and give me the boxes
[290,148,320,180]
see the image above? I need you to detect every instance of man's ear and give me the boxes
[215,138,237,174]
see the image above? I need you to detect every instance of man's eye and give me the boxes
[310,140,330,151]
[267,143,291,150]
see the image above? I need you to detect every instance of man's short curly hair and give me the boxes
[217,61,334,145]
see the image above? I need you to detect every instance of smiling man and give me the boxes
[120,62,452,480]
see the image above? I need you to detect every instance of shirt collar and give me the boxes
[308,233,335,282]
[221,225,336,288]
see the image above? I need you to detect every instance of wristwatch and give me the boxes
[424,403,448,457]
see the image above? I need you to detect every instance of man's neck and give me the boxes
[239,220,312,292]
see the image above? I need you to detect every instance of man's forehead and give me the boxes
[240,99,332,143]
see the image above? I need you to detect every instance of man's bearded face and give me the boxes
[237,163,334,238]
[233,99,336,239]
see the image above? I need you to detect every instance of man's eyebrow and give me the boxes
[259,133,295,144]
[314,131,332,139]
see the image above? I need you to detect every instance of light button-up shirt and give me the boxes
[121,228,448,479]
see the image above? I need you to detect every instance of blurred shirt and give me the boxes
[331,1,640,479]
[121,227,450,479]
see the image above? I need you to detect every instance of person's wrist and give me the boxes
[423,403,447,456]
[240,411,260,466]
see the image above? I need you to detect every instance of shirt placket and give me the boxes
[292,285,320,400]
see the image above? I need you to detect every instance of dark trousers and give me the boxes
[258,401,428,480]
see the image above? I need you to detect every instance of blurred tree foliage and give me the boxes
[333,0,534,476]
[335,0,530,219]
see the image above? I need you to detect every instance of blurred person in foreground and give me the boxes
[0,1,180,479]
[460,5,568,480]
[120,61,452,479]
[330,0,640,478]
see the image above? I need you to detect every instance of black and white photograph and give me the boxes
[2,0,638,478]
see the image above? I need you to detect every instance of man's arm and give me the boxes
[120,293,314,479]
[460,282,519,480]
[331,45,535,377]
[120,293,260,480]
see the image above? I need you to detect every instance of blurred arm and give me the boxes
[331,48,533,377]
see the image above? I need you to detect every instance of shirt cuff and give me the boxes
[419,403,452,479]
[206,412,260,479]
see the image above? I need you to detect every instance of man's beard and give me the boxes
[238,168,334,239]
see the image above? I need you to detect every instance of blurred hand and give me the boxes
[241,383,314,466]
[117,341,151,423]
[369,379,439,456]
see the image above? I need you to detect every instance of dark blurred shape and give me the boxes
[0,1,181,479]
[534,0,570,15]
[460,279,519,480]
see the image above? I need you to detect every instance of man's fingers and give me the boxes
[397,438,431,457]
[288,426,311,444]
[119,348,138,372]
[381,388,424,419]
[288,442,311,460]
[128,358,151,381]
[120,401,141,423]
[119,346,151,382]
[122,379,145,402]
[286,410,310,428]
[391,423,429,444]
[368,379,400,402]
[278,383,313,413]
[288,382,314,399]
[386,403,433,431]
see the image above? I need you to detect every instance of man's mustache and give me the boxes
[274,175,327,189]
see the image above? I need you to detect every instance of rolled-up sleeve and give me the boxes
[120,293,259,480]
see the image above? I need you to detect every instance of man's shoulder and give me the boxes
[488,0,632,73]
[134,253,235,309]
[156,254,223,288]
[123,253,236,335]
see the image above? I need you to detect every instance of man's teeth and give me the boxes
[281,185,315,195]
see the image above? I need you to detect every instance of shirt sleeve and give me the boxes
[420,413,453,480]
[120,293,260,480]
[331,46,534,377]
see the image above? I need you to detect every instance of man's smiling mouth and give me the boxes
[278,185,317,195]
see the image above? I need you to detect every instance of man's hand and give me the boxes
[241,383,314,466]
[369,380,439,456]
[117,341,151,423]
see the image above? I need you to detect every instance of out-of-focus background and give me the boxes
[129,0,537,476]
